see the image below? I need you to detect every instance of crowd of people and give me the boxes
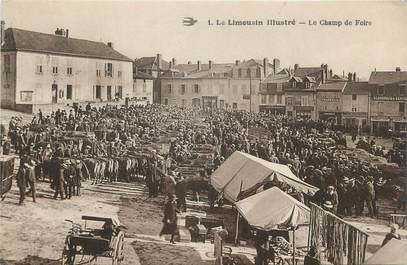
[2,103,406,217]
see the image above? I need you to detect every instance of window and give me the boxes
[232,103,238,109]
[167,84,172,94]
[219,84,224,95]
[232,85,238,95]
[305,81,310,89]
[181,99,186,106]
[224,73,228,78]
[194,84,199,93]
[95,85,102,99]
[118,71,122,78]
[277,94,282,104]
[256,68,261,78]
[400,85,406,95]
[268,94,274,104]
[180,84,186,94]
[59,89,64,98]
[164,98,169,105]
[286,97,294,105]
[378,85,384,95]
[66,85,72,99]
[246,68,251,77]
[3,55,10,73]
[52,66,58,74]
[261,94,267,104]
[96,69,101,77]
[291,81,296,88]
[20,91,33,102]
[352,107,357,112]
[378,102,383,113]
[238,69,242,78]
[277,83,283,92]
[399,102,405,113]
[116,86,123,99]
[105,63,113,77]
[352,94,357,100]
[67,67,72,75]
[36,65,42,74]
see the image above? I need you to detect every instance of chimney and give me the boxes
[348,72,353,82]
[294,64,299,72]
[156,54,162,69]
[329,69,333,78]
[187,61,191,64]
[396,67,401,72]
[197,60,201,71]
[321,64,326,84]
[1,20,5,44]
[65,29,69,38]
[172,58,177,66]
[169,61,172,69]
[263,57,269,77]
[353,72,356,82]
[273,58,280,74]
[209,60,213,70]
[235,60,240,66]
[324,64,328,81]
[107,42,114,49]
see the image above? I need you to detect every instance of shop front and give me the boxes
[294,106,314,119]
[319,112,342,125]
[259,105,286,115]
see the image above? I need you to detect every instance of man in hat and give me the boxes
[16,164,27,205]
[74,160,82,196]
[159,194,178,244]
[53,161,66,200]
[175,174,187,212]
[25,160,37,203]
[325,186,338,214]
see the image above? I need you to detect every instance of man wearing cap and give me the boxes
[53,161,66,200]
[25,160,37,203]
[64,160,75,199]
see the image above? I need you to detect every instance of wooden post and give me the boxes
[292,227,296,265]
[234,180,244,246]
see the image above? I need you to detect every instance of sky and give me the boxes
[2,0,407,79]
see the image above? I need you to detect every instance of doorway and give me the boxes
[107,86,112,101]
[52,84,58,103]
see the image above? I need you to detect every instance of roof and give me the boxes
[294,67,321,78]
[364,239,407,265]
[236,187,310,230]
[133,71,154,80]
[210,151,318,202]
[134,56,169,70]
[317,80,347,91]
[343,81,370,95]
[162,63,234,78]
[263,73,290,83]
[368,71,407,84]
[2,28,132,62]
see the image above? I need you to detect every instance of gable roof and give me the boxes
[317,80,347,91]
[134,56,169,70]
[2,28,132,62]
[368,71,407,85]
[343,81,370,95]
[294,67,322,78]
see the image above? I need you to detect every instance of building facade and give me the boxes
[369,68,407,135]
[133,71,154,104]
[1,28,133,113]
[259,70,289,114]
[316,80,347,124]
[160,58,280,112]
[342,81,370,131]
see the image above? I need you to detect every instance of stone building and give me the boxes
[160,58,280,112]
[368,68,407,135]
[342,80,370,132]
[1,28,133,113]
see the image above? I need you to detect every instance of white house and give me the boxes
[1,28,133,113]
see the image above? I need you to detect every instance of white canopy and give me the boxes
[364,239,407,265]
[211,151,318,202]
[235,187,310,230]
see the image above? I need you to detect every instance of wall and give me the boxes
[1,51,17,108]
[160,77,261,112]
[12,51,132,106]
[133,78,153,103]
[316,91,342,113]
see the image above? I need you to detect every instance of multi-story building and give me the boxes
[259,69,290,114]
[369,68,407,134]
[134,54,170,104]
[133,70,154,104]
[285,64,329,119]
[1,28,133,113]
[316,77,347,124]
[160,58,280,112]
[342,80,370,131]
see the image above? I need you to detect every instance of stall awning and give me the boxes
[364,239,407,265]
[210,151,318,202]
[236,187,310,230]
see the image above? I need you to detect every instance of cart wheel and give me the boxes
[112,231,125,265]
[61,237,75,265]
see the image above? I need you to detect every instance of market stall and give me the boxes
[364,239,407,265]
[235,187,310,264]
[211,151,318,203]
